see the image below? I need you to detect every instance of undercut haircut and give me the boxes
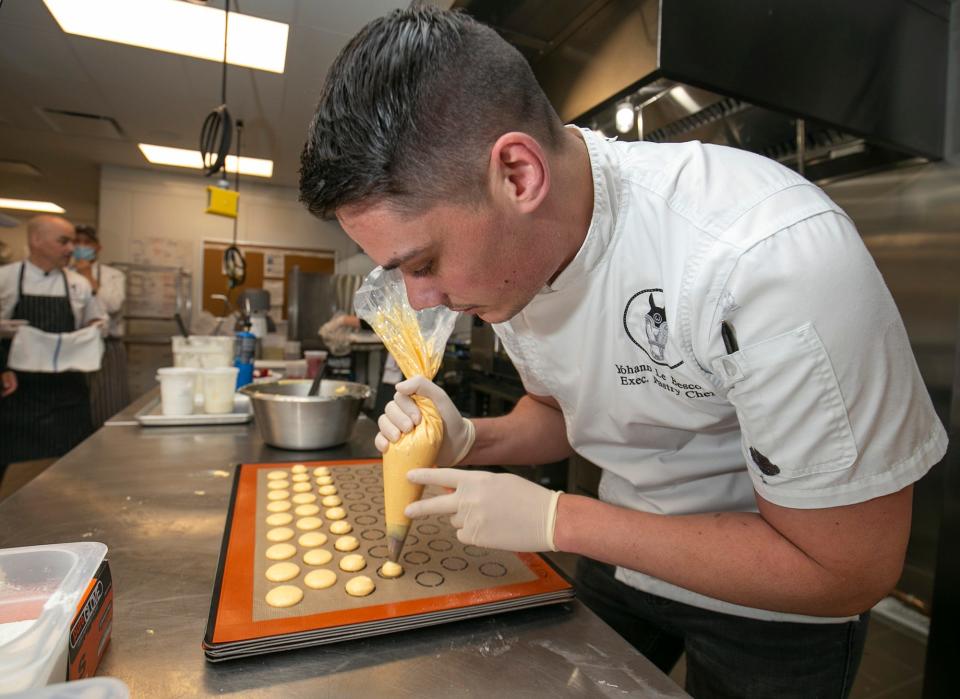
[299,4,564,220]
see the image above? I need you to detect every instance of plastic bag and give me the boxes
[354,267,458,560]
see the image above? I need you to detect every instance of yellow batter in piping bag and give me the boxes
[354,267,458,563]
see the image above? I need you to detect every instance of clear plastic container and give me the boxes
[172,336,235,403]
[0,543,108,693]
[5,677,129,699]
[155,367,197,416]
[201,367,239,414]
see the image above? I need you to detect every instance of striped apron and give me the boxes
[88,264,129,428]
[0,264,94,466]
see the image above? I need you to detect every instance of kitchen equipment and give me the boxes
[202,367,240,414]
[307,358,328,397]
[155,367,197,416]
[0,542,112,692]
[240,379,370,450]
[135,393,253,427]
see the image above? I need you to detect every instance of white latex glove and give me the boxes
[375,375,476,468]
[404,468,561,552]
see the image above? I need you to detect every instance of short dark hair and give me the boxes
[75,224,98,241]
[299,5,563,220]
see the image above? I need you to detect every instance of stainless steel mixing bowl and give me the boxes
[240,379,371,450]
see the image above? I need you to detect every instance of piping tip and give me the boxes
[387,536,405,563]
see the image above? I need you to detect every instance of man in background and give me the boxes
[72,224,128,427]
[0,215,106,478]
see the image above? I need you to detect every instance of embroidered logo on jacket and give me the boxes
[623,288,683,369]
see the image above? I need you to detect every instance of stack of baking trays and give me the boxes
[203,459,574,660]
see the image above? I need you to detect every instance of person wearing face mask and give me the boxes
[72,224,128,428]
[0,215,107,479]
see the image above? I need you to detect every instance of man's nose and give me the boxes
[404,276,444,311]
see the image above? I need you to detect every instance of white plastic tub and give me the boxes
[156,367,197,416]
[0,543,108,694]
[201,367,239,414]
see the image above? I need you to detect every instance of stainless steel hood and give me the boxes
[454,0,950,182]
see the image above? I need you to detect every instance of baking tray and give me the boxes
[135,393,253,426]
[203,459,574,660]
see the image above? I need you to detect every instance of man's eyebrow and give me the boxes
[382,245,430,271]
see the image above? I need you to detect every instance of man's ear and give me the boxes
[488,132,550,214]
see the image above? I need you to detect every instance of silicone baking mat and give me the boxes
[203,459,574,660]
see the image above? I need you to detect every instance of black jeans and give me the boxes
[575,558,869,699]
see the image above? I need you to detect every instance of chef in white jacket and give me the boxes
[0,215,106,474]
[72,224,128,428]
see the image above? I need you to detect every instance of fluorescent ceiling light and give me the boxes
[43,0,288,74]
[138,144,274,178]
[0,198,66,214]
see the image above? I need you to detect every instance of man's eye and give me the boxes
[411,262,433,278]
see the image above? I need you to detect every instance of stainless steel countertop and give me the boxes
[0,390,688,698]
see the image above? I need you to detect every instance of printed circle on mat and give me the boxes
[339,554,366,572]
[427,539,453,552]
[267,470,287,481]
[291,464,307,474]
[266,527,294,543]
[345,575,375,597]
[340,481,360,491]
[267,480,289,490]
[377,507,385,516]
[292,493,317,505]
[355,515,377,526]
[416,523,440,536]
[371,494,384,505]
[303,548,333,566]
[265,562,300,582]
[348,502,371,513]
[265,543,296,561]
[328,520,352,535]
[359,475,378,484]
[334,535,360,552]
[318,485,338,496]
[295,504,320,517]
[402,550,430,566]
[441,556,468,572]
[404,535,419,547]
[291,473,310,483]
[296,517,323,531]
[361,528,385,541]
[336,472,355,481]
[304,569,337,590]
[266,500,291,513]
[367,545,389,559]
[344,492,364,501]
[266,512,293,527]
[479,562,508,578]
[265,585,303,608]
[354,468,373,476]
[364,486,381,495]
[292,482,312,493]
[463,545,489,557]
[414,571,445,587]
[298,532,328,547]
[267,490,290,501]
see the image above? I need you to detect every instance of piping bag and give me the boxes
[354,267,458,562]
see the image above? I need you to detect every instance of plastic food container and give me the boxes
[0,543,113,693]
[201,367,239,414]
[5,677,129,699]
[304,350,328,379]
[155,367,197,416]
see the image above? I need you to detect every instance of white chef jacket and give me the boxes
[493,128,948,623]
[88,261,126,338]
[0,260,106,330]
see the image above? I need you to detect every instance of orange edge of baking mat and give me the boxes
[211,459,572,644]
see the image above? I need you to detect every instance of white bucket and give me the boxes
[156,367,197,416]
[202,367,239,414]
[172,336,234,405]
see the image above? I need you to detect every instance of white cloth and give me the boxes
[7,323,104,372]
[493,128,948,623]
[91,262,126,338]
[0,260,107,331]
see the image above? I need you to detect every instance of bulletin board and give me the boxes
[202,242,335,319]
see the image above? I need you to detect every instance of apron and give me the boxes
[0,264,93,465]
[88,263,130,428]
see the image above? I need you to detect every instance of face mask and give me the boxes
[74,245,96,261]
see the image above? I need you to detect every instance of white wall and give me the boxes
[0,220,28,264]
[98,165,362,319]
